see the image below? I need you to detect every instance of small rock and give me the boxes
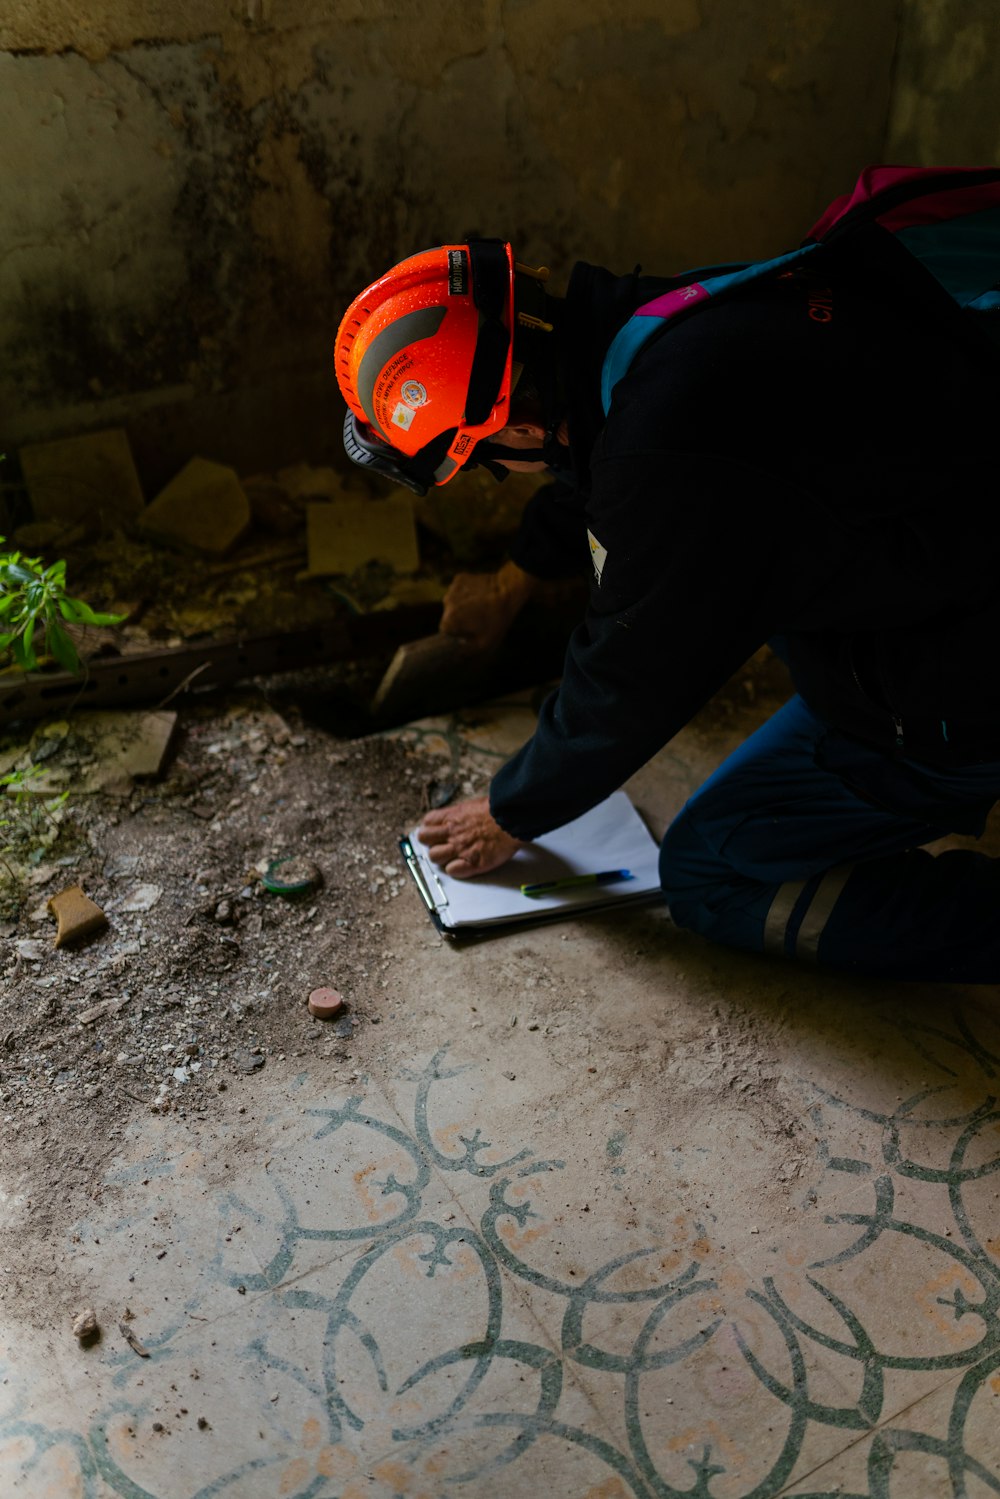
[427,780,458,809]
[503,1071,516,1082]
[16,939,49,962]
[308,987,346,1021]
[234,1052,265,1074]
[73,1307,99,1342]
[120,884,162,913]
[214,900,234,925]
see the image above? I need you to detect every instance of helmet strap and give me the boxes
[472,419,568,473]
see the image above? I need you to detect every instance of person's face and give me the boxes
[488,420,569,471]
[490,422,549,472]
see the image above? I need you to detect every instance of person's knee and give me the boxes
[659,807,718,932]
[659,802,777,951]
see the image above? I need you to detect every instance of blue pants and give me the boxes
[659,696,1000,981]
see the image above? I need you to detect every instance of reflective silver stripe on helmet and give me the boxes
[433,455,459,484]
[794,865,854,960]
[764,879,807,955]
[356,306,447,438]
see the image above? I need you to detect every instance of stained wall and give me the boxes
[2,1,978,481]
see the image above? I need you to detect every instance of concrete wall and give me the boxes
[886,1,1000,165]
[0,1,916,483]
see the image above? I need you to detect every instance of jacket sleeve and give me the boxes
[489,451,853,839]
[508,479,592,580]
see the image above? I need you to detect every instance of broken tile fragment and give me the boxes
[67,711,178,794]
[48,885,108,948]
[19,428,145,528]
[305,495,419,576]
[139,457,250,556]
[308,987,346,1020]
[88,711,178,784]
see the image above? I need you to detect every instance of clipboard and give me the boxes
[400,790,662,938]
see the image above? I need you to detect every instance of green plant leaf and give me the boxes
[46,620,81,674]
[11,634,37,671]
[68,600,125,626]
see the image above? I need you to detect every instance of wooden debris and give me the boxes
[371,632,494,723]
[118,1320,151,1358]
[78,995,132,1026]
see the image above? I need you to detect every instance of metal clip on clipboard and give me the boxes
[400,837,449,922]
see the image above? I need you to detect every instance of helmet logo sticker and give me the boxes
[391,402,416,431]
[400,380,428,408]
[448,249,469,296]
[587,529,608,585]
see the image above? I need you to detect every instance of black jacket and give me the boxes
[489,255,1000,840]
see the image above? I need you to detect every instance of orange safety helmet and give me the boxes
[336,240,517,495]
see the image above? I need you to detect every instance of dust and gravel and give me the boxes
[0,700,450,1277]
[0,647,803,1325]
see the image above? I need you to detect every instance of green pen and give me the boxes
[521,869,634,898]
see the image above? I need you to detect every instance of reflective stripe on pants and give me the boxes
[659,695,1000,981]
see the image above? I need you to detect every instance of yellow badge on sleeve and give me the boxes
[587,529,608,584]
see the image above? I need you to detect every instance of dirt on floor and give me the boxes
[0,638,794,1331]
[0,458,565,1303]
[0,701,463,1270]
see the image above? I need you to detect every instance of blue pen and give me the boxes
[521,869,634,898]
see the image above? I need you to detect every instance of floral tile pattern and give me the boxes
[3,1013,999,1498]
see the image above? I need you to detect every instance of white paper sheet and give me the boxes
[403,790,661,931]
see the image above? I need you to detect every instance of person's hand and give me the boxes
[417,796,523,878]
[439,560,540,652]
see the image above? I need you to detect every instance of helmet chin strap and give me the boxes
[472,420,568,477]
